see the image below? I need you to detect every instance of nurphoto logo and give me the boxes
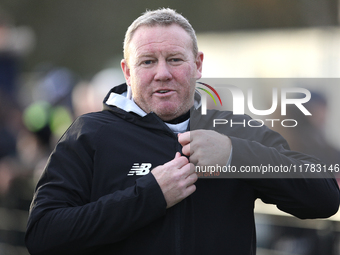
[196,80,312,128]
[197,83,311,116]
[196,82,223,114]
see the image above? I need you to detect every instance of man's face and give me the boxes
[121,24,203,121]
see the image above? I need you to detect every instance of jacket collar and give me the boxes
[102,83,202,134]
[105,85,147,117]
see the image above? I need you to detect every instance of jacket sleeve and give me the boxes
[228,125,340,219]
[25,116,167,255]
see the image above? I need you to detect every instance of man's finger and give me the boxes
[180,163,197,180]
[183,184,196,198]
[186,172,198,184]
[178,131,191,146]
[182,144,190,157]
[174,152,181,159]
[165,154,189,169]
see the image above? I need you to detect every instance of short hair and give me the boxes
[123,8,198,62]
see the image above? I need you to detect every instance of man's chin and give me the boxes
[154,108,186,122]
[150,101,193,121]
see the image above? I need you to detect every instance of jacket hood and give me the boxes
[104,83,147,117]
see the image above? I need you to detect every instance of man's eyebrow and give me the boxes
[135,52,186,59]
[168,52,185,57]
[136,53,156,58]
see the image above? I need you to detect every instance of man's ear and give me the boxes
[121,59,131,86]
[195,51,204,79]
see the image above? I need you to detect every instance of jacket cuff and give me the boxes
[137,173,167,212]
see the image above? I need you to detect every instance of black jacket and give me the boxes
[25,84,339,255]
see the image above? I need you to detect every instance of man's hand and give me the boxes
[151,152,197,209]
[178,130,232,166]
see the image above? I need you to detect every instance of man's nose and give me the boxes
[154,60,172,81]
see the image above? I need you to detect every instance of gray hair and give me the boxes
[123,8,198,62]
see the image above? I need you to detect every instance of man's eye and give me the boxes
[143,60,154,65]
[169,58,182,62]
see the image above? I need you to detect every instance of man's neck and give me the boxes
[165,111,190,124]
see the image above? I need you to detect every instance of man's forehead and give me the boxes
[132,24,190,41]
[129,24,192,53]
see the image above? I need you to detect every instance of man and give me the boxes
[25,8,339,255]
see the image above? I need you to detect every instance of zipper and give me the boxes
[175,141,184,255]
[150,112,184,255]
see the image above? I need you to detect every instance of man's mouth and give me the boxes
[157,90,171,94]
[153,88,176,98]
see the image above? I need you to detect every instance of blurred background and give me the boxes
[0,0,339,254]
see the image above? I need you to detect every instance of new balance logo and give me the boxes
[127,163,152,176]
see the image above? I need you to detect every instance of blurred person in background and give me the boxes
[25,8,339,255]
[72,68,125,118]
[0,6,37,255]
